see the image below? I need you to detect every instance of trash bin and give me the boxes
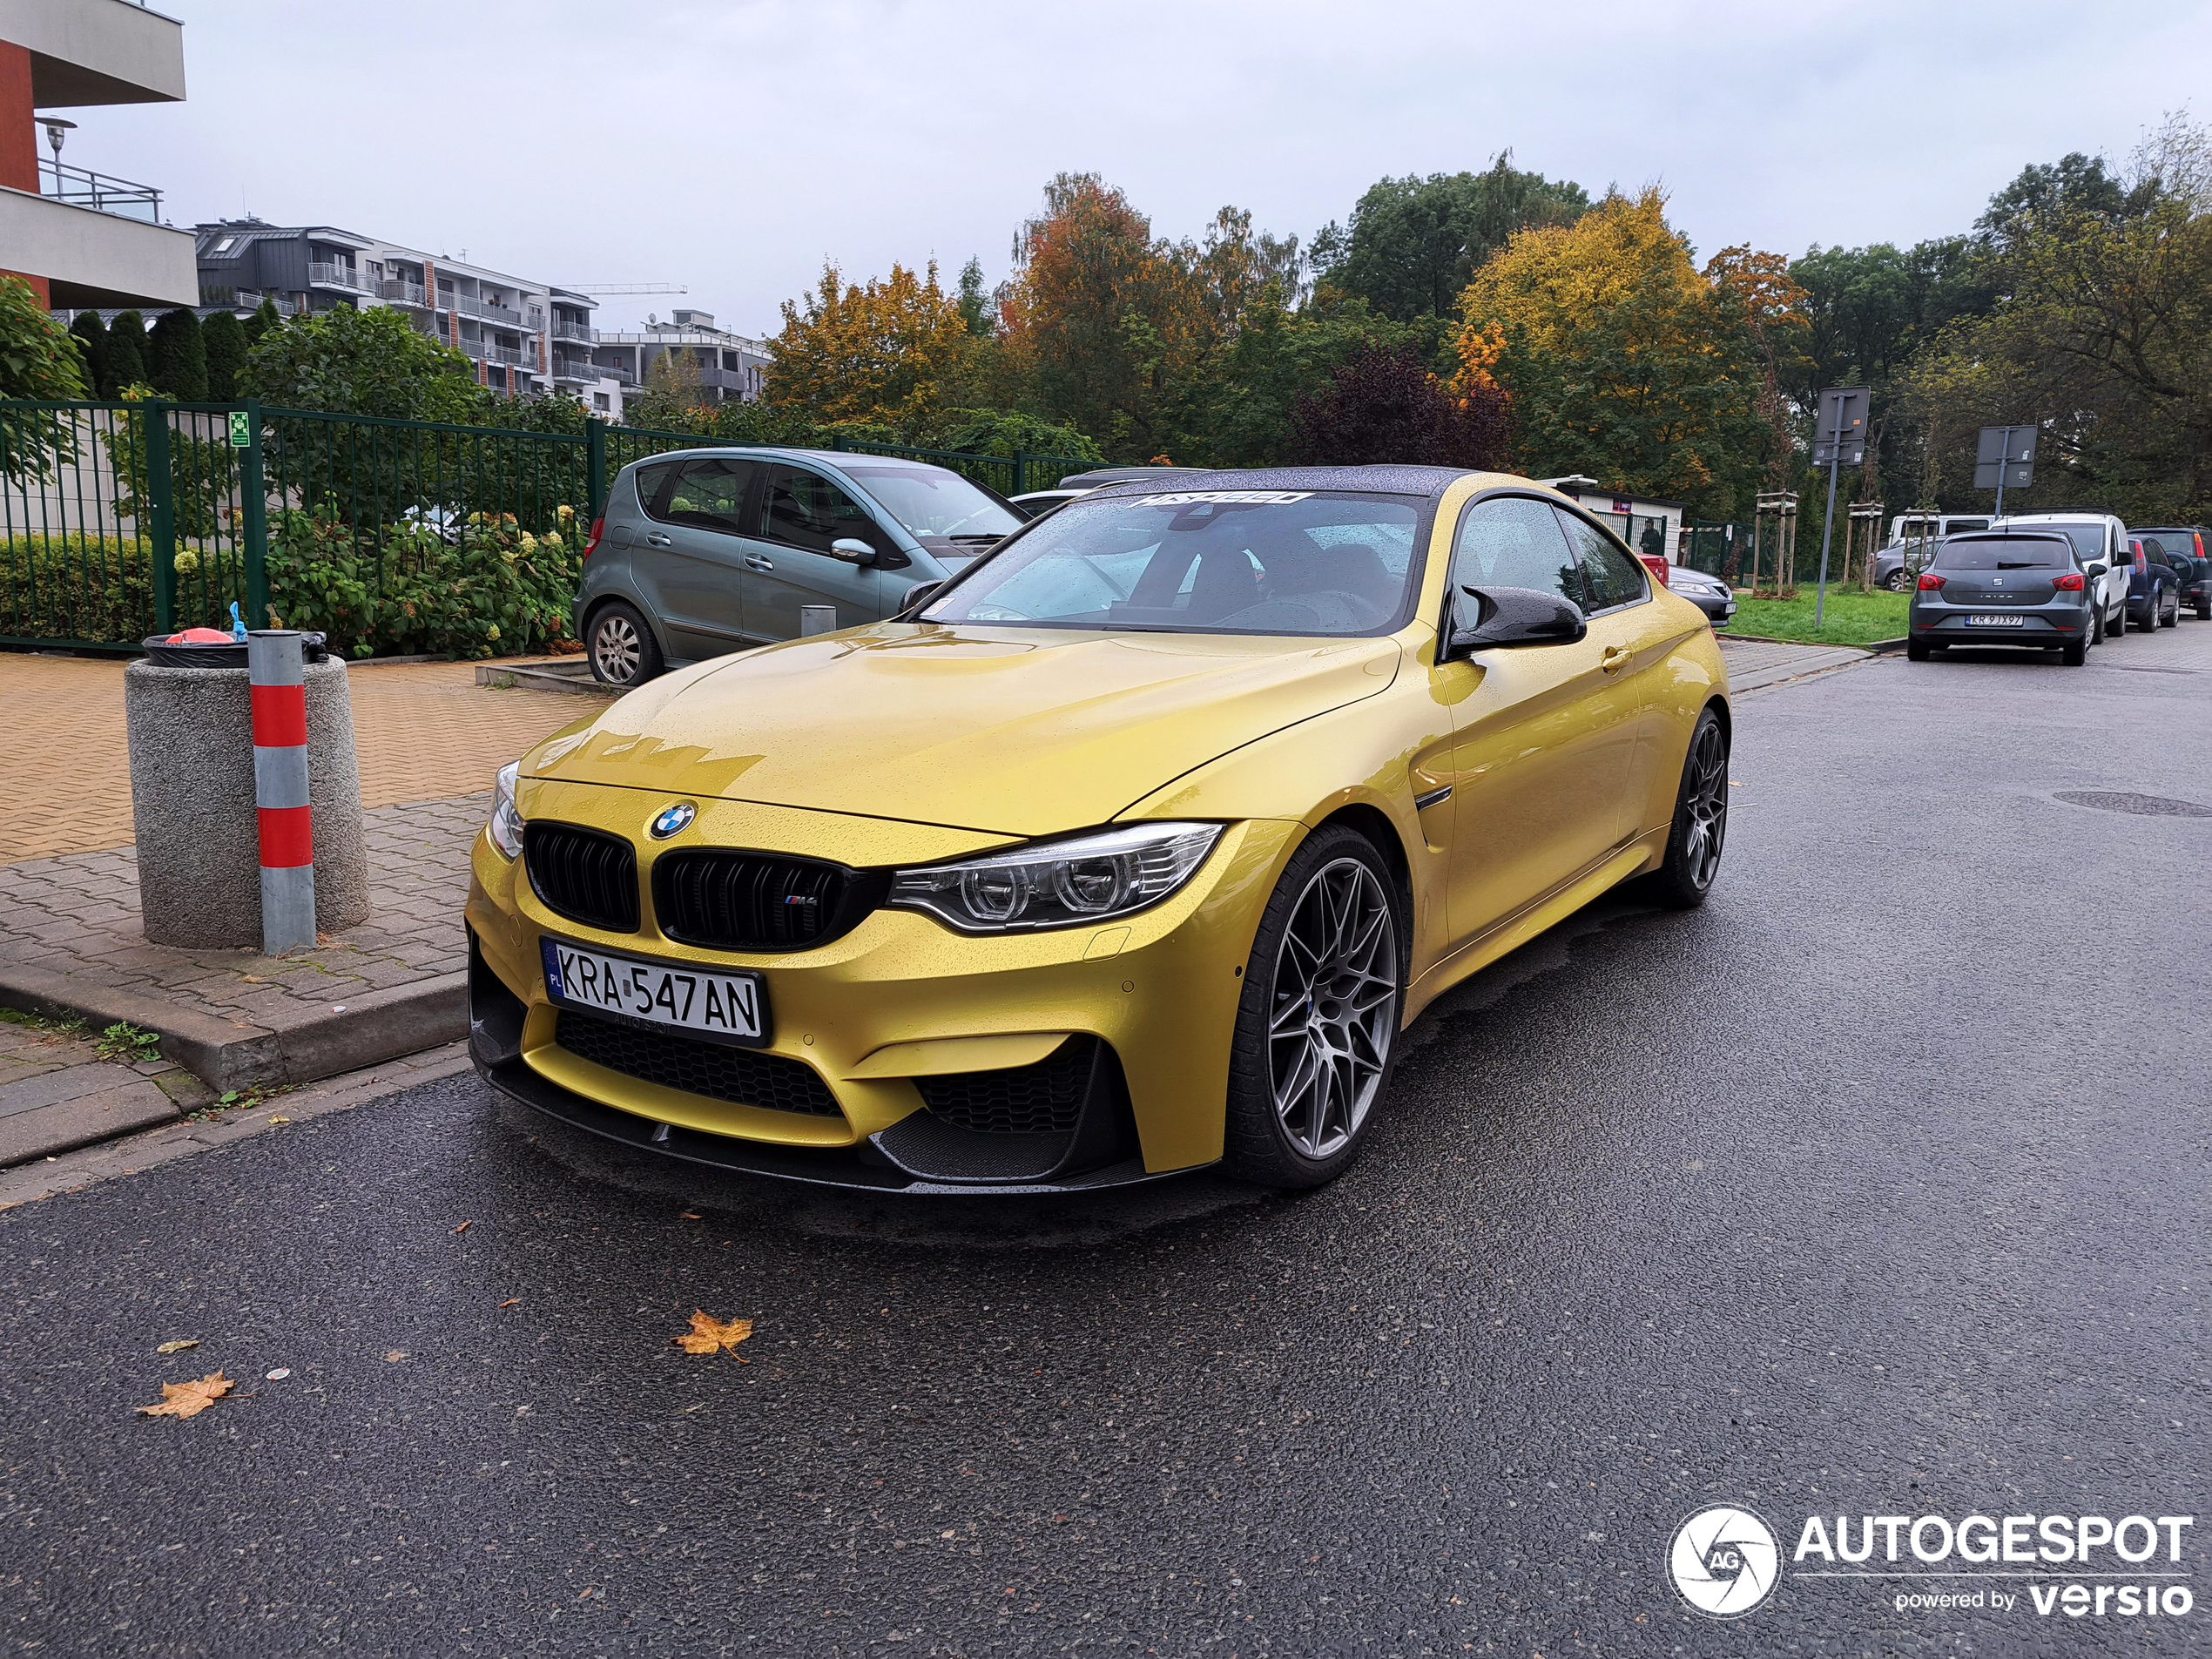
[124,631,370,950]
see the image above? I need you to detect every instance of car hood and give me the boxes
[527,623,1403,837]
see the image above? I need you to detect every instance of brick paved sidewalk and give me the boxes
[0,653,590,865]
[1715,634,1871,691]
[0,793,488,1103]
[0,1011,215,1166]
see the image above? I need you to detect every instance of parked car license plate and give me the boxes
[540,938,768,1045]
[1966,614,2026,627]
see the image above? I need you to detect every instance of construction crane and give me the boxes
[556,282,687,295]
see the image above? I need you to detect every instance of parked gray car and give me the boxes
[576,448,1024,686]
[1872,538,1945,591]
[1906,530,2093,664]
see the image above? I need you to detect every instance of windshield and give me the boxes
[921,489,1425,636]
[842,466,1022,541]
[1935,536,2072,570]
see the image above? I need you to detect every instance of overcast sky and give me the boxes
[62,0,2208,336]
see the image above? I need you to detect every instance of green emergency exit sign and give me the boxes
[228,410,251,447]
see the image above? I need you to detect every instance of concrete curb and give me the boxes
[1863,637,1909,654]
[475,661,615,698]
[0,963,466,1093]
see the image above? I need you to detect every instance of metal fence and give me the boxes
[0,398,1102,655]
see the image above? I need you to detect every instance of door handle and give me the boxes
[644,531,672,548]
[745,556,774,572]
[1600,645,1631,673]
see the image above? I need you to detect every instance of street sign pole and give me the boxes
[1810,387,1870,631]
[1816,455,1841,628]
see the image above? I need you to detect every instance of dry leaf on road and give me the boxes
[673,1311,753,1357]
[155,1339,200,1354]
[137,1371,234,1419]
[498,1298,521,1308]
[454,1220,473,1234]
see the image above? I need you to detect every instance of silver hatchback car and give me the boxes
[576,448,1024,686]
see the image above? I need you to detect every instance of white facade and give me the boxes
[585,310,770,418]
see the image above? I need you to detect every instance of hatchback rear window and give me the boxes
[1934,537,2072,570]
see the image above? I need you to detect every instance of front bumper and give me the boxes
[466,798,1301,1193]
[1674,587,1735,621]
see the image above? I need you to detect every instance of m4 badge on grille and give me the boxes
[650,801,696,839]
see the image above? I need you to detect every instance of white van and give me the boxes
[1887,512,1992,545]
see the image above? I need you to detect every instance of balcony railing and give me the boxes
[552,357,597,382]
[454,293,525,327]
[486,343,530,368]
[38,156,162,224]
[552,320,594,342]
[592,360,639,386]
[381,279,431,307]
[308,261,374,293]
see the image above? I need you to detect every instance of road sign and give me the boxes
[1973,425,2035,490]
[1811,387,1871,467]
[228,410,251,448]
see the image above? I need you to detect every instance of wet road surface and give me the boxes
[4,623,2208,1656]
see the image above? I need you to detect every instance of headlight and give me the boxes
[489,761,525,860]
[887,822,1223,933]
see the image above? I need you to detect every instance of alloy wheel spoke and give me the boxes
[1268,857,1399,1162]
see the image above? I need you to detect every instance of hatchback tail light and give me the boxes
[582,516,605,559]
[1918,571,1946,590]
[2053,570,2085,590]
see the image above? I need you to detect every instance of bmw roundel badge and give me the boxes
[649,801,696,839]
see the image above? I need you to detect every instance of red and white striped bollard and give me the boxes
[247,631,316,954]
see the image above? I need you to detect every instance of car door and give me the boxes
[1554,505,1691,839]
[632,455,756,658]
[1435,494,1639,949]
[737,463,887,640]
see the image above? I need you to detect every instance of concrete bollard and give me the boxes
[248,631,317,954]
[125,651,368,951]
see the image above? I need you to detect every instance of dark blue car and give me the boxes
[2124,536,2182,631]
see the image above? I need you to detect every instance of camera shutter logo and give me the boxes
[1668,1504,1780,1619]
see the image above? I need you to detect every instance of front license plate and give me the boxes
[541,937,768,1046]
[1966,613,2026,627]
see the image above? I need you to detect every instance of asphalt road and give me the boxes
[5,622,2208,1657]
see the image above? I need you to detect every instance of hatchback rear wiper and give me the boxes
[1994,560,2049,570]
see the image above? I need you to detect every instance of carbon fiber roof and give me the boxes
[1083,465,1483,501]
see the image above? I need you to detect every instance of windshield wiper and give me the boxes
[946,533,1005,544]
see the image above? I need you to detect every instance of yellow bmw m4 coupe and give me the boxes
[466,465,1730,1193]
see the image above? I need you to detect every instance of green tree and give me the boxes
[243,296,281,344]
[1173,285,1416,466]
[105,310,148,390]
[146,307,208,400]
[201,309,249,401]
[956,257,993,336]
[936,409,1103,464]
[244,304,473,417]
[0,277,91,482]
[1310,154,1591,323]
[67,310,109,396]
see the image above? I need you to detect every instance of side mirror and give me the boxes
[1446,584,1588,659]
[2087,562,2106,575]
[894,580,942,619]
[828,536,877,566]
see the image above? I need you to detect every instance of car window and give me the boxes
[1934,537,2071,570]
[633,461,681,518]
[921,489,1424,636]
[841,465,1022,540]
[756,464,878,554]
[1554,507,1649,610]
[650,456,753,534]
[1449,496,1585,609]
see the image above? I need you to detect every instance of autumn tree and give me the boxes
[1286,346,1512,469]
[1454,190,1773,515]
[763,260,978,441]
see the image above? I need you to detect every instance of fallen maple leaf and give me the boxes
[267,1115,292,1125]
[155,1338,199,1354]
[673,1310,752,1356]
[137,1371,233,1419]
[384,1350,409,1363]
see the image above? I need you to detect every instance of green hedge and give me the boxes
[2,510,584,658]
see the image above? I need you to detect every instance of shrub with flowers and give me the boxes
[264,502,585,658]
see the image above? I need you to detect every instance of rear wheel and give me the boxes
[2091,604,2105,644]
[2196,599,2210,621]
[1642,708,1730,909]
[1882,570,1905,592]
[2135,599,2158,632]
[1222,826,1405,1190]
[589,601,664,688]
[2161,591,2179,627]
[1906,637,1932,662]
[2061,635,2087,666]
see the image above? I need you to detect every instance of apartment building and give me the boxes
[586,310,769,407]
[1,0,198,309]
[193,220,623,404]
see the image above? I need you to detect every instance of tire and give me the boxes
[1906,637,1931,662]
[2161,592,2178,628]
[2061,635,2087,665]
[2196,600,2210,621]
[1222,826,1406,1190]
[587,601,664,688]
[2134,600,2158,633]
[1882,570,1905,592]
[2091,603,2105,644]
[1642,707,1730,909]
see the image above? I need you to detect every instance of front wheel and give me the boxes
[588,600,665,688]
[1222,826,1406,1190]
[1643,707,1730,908]
[1882,570,1905,592]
